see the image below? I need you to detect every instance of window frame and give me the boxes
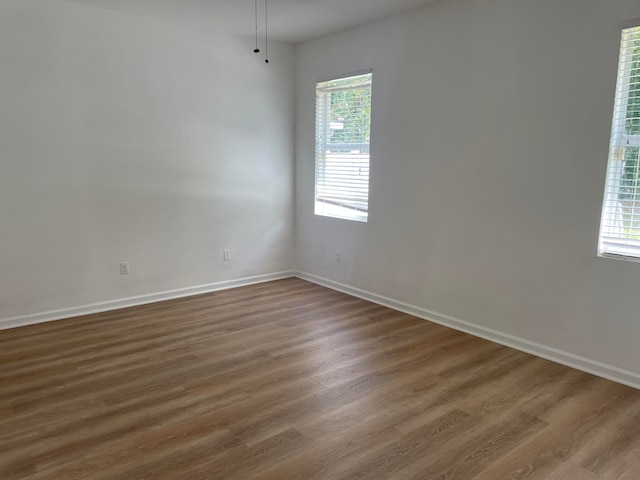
[314,70,372,223]
[598,25,640,262]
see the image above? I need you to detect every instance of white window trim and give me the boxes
[598,25,640,261]
[314,70,372,223]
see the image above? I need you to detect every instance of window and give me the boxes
[600,26,640,259]
[315,71,372,222]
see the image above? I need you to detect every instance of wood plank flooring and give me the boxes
[1,278,639,479]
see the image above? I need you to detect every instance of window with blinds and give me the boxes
[315,72,372,222]
[600,26,640,260]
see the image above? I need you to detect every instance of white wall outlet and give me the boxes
[120,262,130,275]
[223,249,231,261]
[336,251,341,263]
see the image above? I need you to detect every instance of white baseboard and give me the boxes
[0,271,295,331]
[4,269,639,391]
[296,271,640,391]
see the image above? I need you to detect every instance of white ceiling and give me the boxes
[62,0,440,44]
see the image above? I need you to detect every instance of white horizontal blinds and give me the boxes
[315,72,372,222]
[600,27,640,258]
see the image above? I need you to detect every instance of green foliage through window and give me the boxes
[328,87,371,145]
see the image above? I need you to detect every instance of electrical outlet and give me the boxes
[336,252,341,263]
[120,262,130,275]
[223,249,231,261]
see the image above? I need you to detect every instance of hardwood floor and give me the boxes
[1,278,639,479]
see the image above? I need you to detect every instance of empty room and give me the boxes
[2,0,640,478]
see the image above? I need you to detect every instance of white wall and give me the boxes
[295,0,640,379]
[0,0,294,321]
